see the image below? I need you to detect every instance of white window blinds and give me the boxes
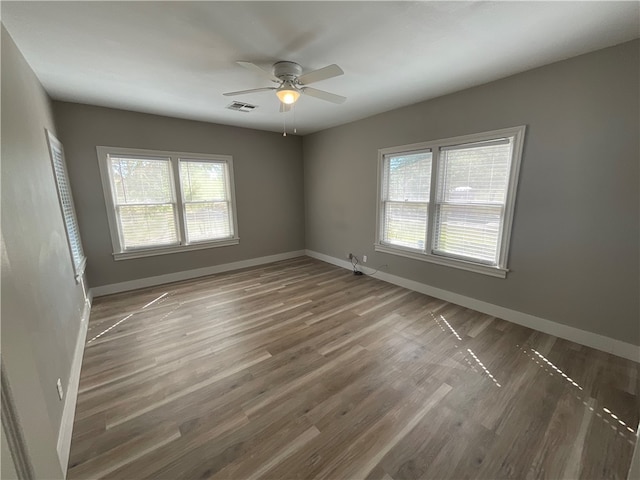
[381,150,432,250]
[46,130,86,279]
[433,139,513,265]
[179,160,233,242]
[108,156,179,249]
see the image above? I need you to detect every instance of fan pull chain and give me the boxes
[293,104,297,134]
[283,111,287,136]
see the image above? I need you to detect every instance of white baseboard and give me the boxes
[57,297,92,476]
[305,250,640,363]
[91,250,307,297]
[629,427,640,480]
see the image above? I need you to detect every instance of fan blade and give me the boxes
[298,64,344,85]
[279,103,292,113]
[302,87,346,104]
[223,87,276,97]
[237,61,280,83]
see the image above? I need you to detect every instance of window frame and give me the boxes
[46,129,86,282]
[97,146,239,260]
[375,126,526,278]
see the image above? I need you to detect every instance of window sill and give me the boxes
[113,237,240,261]
[374,243,508,278]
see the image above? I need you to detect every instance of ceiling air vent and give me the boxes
[226,101,258,113]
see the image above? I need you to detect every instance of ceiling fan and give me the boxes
[224,61,346,111]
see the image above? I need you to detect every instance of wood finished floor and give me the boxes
[68,257,639,480]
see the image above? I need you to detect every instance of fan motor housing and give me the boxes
[273,61,302,82]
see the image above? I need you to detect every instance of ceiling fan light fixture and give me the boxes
[226,61,345,108]
[276,83,300,105]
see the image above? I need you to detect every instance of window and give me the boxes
[381,150,432,250]
[180,160,234,243]
[97,147,239,260]
[46,130,86,281]
[376,126,525,277]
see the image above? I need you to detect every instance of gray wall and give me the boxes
[53,102,305,288]
[1,424,19,479]
[304,40,639,345]
[1,26,86,478]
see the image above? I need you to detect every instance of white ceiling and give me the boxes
[2,1,639,135]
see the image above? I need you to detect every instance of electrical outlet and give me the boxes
[363,255,367,263]
[56,378,64,401]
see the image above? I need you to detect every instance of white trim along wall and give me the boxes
[629,433,640,480]
[90,248,640,362]
[91,250,307,297]
[305,250,640,363]
[56,298,91,474]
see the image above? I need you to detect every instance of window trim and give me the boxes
[96,146,239,261]
[375,125,526,278]
[46,129,86,282]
